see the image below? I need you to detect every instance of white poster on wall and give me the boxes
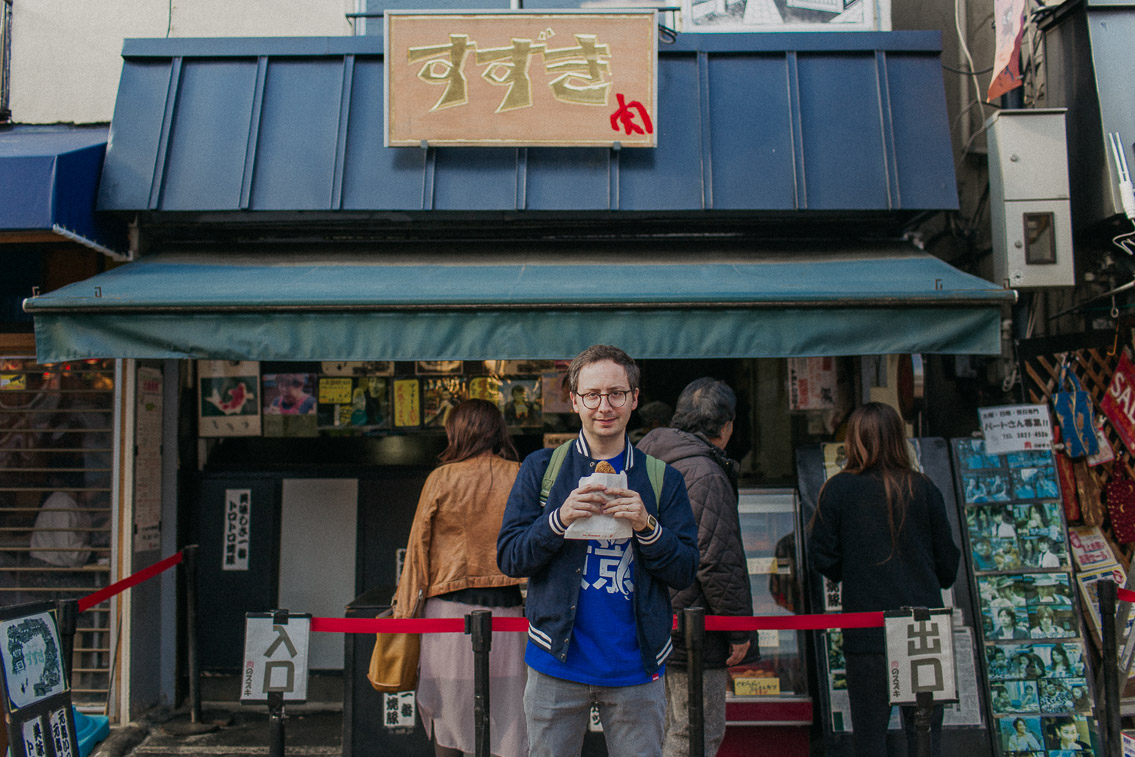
[134,366,163,553]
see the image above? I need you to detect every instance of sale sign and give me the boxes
[1101,351,1135,455]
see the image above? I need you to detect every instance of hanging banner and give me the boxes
[1101,351,1135,456]
[987,0,1026,102]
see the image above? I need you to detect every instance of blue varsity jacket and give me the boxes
[497,432,699,677]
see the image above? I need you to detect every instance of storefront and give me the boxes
[21,22,1016,746]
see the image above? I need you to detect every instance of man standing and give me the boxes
[637,377,754,757]
[498,345,699,757]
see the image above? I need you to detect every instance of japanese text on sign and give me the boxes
[386,12,657,147]
[384,692,417,729]
[241,615,311,704]
[223,489,251,572]
[978,404,1053,455]
[884,609,957,706]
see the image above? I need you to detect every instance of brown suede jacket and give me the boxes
[393,453,524,617]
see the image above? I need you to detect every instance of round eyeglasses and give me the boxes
[576,390,630,409]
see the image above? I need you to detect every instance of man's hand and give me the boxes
[558,483,608,525]
[602,487,651,532]
[726,641,750,667]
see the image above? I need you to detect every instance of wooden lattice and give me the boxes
[1017,328,1134,570]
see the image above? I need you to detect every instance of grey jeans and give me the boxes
[524,667,667,757]
[662,667,728,757]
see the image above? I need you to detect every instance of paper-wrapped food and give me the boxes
[564,469,633,540]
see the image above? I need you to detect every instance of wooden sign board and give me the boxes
[385,11,657,147]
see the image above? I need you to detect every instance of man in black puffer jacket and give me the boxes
[637,378,755,757]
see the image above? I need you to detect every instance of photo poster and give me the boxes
[422,377,468,428]
[952,438,1102,752]
[261,370,318,438]
[500,378,542,428]
[541,371,573,414]
[317,375,392,431]
[197,360,261,437]
[0,602,79,757]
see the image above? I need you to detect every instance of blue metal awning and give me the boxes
[24,244,1015,362]
[0,126,127,258]
[97,32,958,215]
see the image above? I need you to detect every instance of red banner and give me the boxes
[1101,351,1135,456]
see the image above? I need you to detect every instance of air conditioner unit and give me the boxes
[987,109,1074,288]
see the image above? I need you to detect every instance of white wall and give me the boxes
[10,0,356,124]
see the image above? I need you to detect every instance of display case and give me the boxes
[719,488,812,757]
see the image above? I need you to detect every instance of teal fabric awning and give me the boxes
[24,245,1015,362]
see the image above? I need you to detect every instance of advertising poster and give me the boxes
[393,379,421,428]
[134,366,163,553]
[197,360,261,437]
[1101,350,1135,456]
[316,376,391,430]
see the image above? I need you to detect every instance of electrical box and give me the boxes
[987,109,1074,288]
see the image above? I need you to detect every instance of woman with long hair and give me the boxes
[393,399,528,757]
[807,402,960,757]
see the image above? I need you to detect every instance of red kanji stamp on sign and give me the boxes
[610,93,653,136]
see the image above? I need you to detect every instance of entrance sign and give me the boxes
[241,613,311,704]
[884,608,957,706]
[0,602,80,757]
[385,11,658,147]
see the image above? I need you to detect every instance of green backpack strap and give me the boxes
[539,441,574,508]
[644,454,665,508]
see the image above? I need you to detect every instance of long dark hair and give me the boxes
[812,402,916,561]
[438,399,518,464]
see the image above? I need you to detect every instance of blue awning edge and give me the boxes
[24,245,1015,361]
[0,126,129,259]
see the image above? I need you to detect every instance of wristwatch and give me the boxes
[637,514,658,534]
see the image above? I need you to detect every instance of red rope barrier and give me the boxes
[1120,587,1135,604]
[77,551,184,613]
[311,612,883,634]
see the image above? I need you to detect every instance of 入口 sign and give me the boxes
[385,11,657,147]
[241,613,311,704]
[884,608,957,706]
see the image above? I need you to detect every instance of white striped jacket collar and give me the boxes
[574,430,636,470]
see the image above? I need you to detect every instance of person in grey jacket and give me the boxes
[637,377,754,757]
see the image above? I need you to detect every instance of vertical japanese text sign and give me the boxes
[385,11,658,147]
[0,602,80,757]
[883,608,958,706]
[241,613,311,704]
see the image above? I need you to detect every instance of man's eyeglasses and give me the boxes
[575,390,631,409]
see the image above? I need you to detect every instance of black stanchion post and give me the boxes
[914,690,933,757]
[1100,580,1121,757]
[183,544,202,725]
[684,607,705,757]
[268,690,285,757]
[54,598,78,683]
[467,610,493,757]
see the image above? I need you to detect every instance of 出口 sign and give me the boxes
[385,11,657,147]
[884,608,957,706]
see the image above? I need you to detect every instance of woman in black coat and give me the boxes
[808,402,960,757]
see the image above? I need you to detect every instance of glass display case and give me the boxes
[719,488,811,756]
